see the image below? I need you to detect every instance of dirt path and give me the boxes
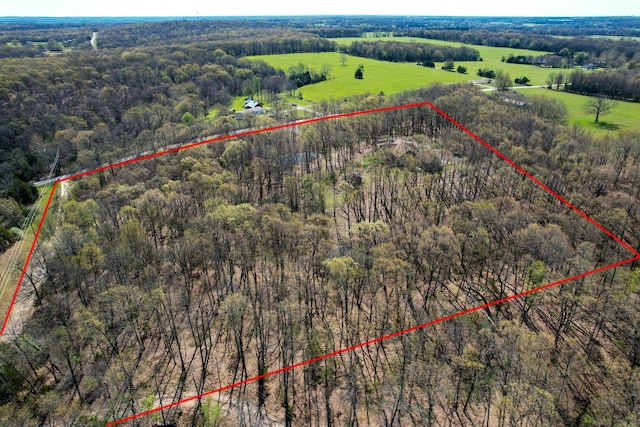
[60,180,68,198]
[479,84,548,92]
[1,183,65,340]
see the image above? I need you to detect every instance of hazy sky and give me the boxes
[2,0,639,17]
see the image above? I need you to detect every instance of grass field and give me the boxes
[247,52,473,102]
[329,36,570,86]
[250,37,589,103]
[515,88,640,135]
[247,41,638,136]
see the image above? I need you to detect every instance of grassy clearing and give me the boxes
[515,87,640,135]
[330,36,580,86]
[231,96,247,112]
[217,94,312,116]
[205,109,218,119]
[247,52,471,102]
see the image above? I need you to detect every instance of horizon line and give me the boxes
[1,14,638,19]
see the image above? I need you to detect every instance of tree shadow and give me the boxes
[593,121,622,131]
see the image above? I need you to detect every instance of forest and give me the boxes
[0,15,639,427]
[395,28,640,66]
[565,68,640,101]
[345,40,481,63]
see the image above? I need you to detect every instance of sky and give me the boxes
[2,0,639,17]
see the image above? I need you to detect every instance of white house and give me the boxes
[236,106,265,120]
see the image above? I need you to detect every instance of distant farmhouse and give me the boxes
[235,97,265,120]
[244,97,261,109]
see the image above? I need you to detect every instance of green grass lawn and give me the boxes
[217,94,312,115]
[247,52,472,102]
[515,87,640,135]
[330,36,581,87]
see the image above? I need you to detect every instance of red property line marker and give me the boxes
[5,104,429,335]
[106,255,640,426]
[59,102,435,183]
[0,101,637,422]
[427,103,640,257]
[0,181,58,335]
[59,101,640,257]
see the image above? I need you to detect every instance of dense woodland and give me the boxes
[2,84,640,426]
[0,38,297,211]
[346,41,481,63]
[0,16,640,427]
[395,29,640,67]
[565,68,640,101]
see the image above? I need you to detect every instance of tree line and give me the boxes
[395,29,640,68]
[505,53,574,68]
[565,68,640,102]
[346,40,481,63]
[0,22,338,59]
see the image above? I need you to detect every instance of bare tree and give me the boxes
[340,53,348,67]
[546,72,556,89]
[584,95,616,123]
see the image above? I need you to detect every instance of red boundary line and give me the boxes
[0,101,637,422]
[428,103,640,257]
[0,181,58,335]
[59,102,434,183]
[106,255,640,426]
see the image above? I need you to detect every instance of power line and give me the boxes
[0,150,59,324]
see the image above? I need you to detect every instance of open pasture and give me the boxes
[247,52,472,101]
[330,36,574,86]
[515,88,640,135]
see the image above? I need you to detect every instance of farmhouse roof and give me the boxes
[244,97,261,109]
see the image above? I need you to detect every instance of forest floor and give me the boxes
[0,243,28,340]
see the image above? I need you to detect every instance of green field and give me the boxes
[247,41,638,136]
[247,52,473,102]
[330,36,582,86]
[516,88,640,135]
